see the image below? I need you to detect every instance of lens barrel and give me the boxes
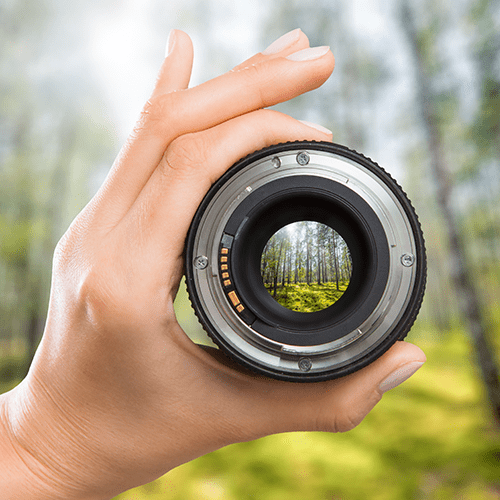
[185,141,426,381]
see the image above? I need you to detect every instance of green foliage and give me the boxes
[2,323,500,500]
[0,0,118,356]
[112,328,500,500]
[0,215,30,267]
[0,213,48,266]
[265,282,349,313]
[174,278,215,346]
[0,354,25,393]
[472,77,500,156]
[0,338,28,393]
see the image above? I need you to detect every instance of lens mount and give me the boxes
[185,141,426,381]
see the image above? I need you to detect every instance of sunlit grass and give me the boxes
[111,326,500,500]
[2,325,499,500]
[265,282,349,312]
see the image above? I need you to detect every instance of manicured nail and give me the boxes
[379,362,424,393]
[299,120,332,135]
[262,29,301,55]
[286,46,330,62]
[165,29,177,57]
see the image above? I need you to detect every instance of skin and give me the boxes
[0,30,426,500]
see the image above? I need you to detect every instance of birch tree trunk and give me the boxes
[401,1,500,425]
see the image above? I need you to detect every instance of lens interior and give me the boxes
[226,176,389,340]
[260,221,352,313]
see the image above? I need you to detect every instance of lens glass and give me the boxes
[260,221,352,313]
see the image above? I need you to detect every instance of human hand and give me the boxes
[0,29,425,500]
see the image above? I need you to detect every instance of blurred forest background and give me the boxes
[1,0,500,498]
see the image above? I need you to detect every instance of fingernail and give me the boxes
[286,46,330,62]
[262,28,301,55]
[165,29,177,57]
[378,362,424,393]
[299,120,332,135]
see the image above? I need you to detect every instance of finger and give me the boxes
[231,28,310,71]
[146,45,334,143]
[128,110,333,259]
[91,45,335,229]
[151,29,194,98]
[233,341,426,440]
[83,30,194,232]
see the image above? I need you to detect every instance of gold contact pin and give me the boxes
[228,291,240,306]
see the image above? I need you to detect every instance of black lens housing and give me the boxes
[185,142,426,382]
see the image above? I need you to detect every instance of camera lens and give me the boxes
[185,141,426,382]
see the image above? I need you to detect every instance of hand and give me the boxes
[0,29,425,500]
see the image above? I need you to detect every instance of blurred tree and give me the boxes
[400,0,500,424]
[259,0,388,152]
[0,0,117,375]
[466,0,500,297]
[470,0,500,161]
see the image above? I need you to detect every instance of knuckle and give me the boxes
[254,109,289,135]
[51,248,113,329]
[335,412,363,433]
[73,251,167,334]
[134,92,181,139]
[65,237,126,325]
[77,260,115,313]
[52,232,72,270]
[315,391,382,433]
[167,133,198,162]
[238,63,274,108]
[316,410,360,433]
[254,108,282,123]
[52,224,85,274]
[161,132,209,176]
[77,259,137,333]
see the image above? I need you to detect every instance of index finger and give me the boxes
[92,39,335,228]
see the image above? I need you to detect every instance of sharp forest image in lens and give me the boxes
[185,141,426,382]
[261,221,352,313]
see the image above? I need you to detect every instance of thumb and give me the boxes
[317,341,426,432]
[236,341,426,437]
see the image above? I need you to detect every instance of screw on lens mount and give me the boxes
[193,255,209,270]
[296,151,310,165]
[401,253,415,267]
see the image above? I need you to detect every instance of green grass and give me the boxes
[110,326,500,500]
[2,326,500,500]
[265,282,349,312]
